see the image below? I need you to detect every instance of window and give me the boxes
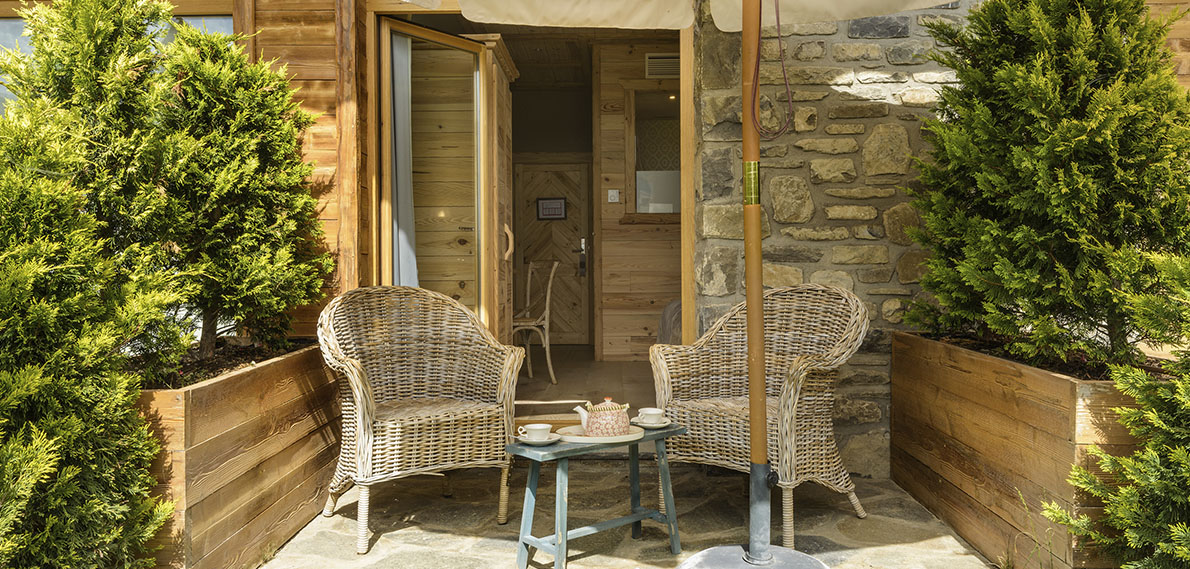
[623,82,681,223]
[0,19,28,107]
[161,15,234,43]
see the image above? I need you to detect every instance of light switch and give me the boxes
[608,189,621,203]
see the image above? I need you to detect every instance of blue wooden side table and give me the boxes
[506,424,687,569]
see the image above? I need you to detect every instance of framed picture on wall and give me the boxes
[536,197,567,220]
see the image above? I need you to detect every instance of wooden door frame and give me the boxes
[358,0,697,347]
[367,16,495,326]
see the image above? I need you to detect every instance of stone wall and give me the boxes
[693,0,973,478]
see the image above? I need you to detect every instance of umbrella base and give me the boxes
[677,545,829,569]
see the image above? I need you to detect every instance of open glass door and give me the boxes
[380,19,484,310]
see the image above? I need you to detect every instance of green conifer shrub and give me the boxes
[1043,254,1190,569]
[159,24,331,359]
[0,99,174,568]
[912,0,1190,366]
[0,0,191,381]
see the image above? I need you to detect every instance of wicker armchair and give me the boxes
[650,284,869,547]
[317,286,525,554]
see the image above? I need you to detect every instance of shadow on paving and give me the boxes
[261,460,994,569]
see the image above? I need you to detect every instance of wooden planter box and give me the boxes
[890,332,1136,569]
[137,345,340,569]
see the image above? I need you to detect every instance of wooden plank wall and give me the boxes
[409,43,480,308]
[1151,0,1190,87]
[249,0,341,335]
[138,346,340,569]
[890,333,1138,569]
[594,42,683,360]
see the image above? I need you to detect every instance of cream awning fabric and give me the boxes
[458,0,696,29]
[402,0,442,8]
[459,0,949,30]
[709,0,945,31]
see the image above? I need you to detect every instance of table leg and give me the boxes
[516,461,541,569]
[629,443,642,539]
[555,458,569,569]
[656,439,681,554]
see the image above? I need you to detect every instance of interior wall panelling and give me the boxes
[594,41,682,360]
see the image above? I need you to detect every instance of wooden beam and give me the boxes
[680,25,695,345]
[591,43,604,360]
[368,0,460,14]
[336,0,363,294]
[232,0,255,62]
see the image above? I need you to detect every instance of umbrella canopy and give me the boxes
[458,0,941,29]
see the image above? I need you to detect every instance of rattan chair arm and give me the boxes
[324,355,376,478]
[495,345,525,413]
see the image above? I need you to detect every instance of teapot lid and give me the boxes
[591,397,627,411]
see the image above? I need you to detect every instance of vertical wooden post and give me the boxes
[336,0,363,294]
[680,25,697,345]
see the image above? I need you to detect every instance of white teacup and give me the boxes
[637,408,665,425]
[518,423,552,441]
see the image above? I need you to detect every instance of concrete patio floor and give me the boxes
[262,459,994,569]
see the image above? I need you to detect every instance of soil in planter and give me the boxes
[924,332,1171,382]
[136,337,317,390]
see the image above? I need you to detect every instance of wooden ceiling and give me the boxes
[409,15,677,90]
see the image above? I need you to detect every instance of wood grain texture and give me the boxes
[593,41,682,360]
[680,24,696,345]
[891,332,1140,569]
[137,346,340,569]
[515,163,591,344]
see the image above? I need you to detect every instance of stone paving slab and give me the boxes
[261,460,993,569]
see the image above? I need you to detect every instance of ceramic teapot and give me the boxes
[573,397,631,437]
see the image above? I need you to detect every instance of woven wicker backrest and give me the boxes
[318,286,507,403]
[696,284,869,396]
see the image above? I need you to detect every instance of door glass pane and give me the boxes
[634,91,680,213]
[390,31,479,310]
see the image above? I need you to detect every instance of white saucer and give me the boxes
[516,433,562,446]
[556,425,645,443]
[631,417,672,430]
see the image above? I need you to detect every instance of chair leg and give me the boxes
[322,470,350,517]
[848,491,868,519]
[498,465,511,525]
[782,486,794,549]
[541,326,557,385]
[523,331,534,378]
[356,485,371,554]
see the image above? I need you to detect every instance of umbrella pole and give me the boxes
[677,2,828,568]
[740,0,772,564]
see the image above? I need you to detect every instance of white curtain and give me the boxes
[390,34,420,287]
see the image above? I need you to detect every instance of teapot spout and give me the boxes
[572,405,588,429]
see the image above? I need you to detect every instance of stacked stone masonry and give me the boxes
[693,0,973,477]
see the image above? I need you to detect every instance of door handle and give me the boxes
[572,237,587,277]
[503,224,514,261]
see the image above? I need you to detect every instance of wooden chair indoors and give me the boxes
[316,286,525,554]
[513,260,560,384]
[650,284,870,547]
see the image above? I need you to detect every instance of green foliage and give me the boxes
[911,0,1190,366]
[1043,364,1190,569]
[0,0,190,382]
[1043,253,1190,568]
[0,99,173,568]
[159,24,330,357]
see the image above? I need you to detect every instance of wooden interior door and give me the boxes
[515,164,591,345]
